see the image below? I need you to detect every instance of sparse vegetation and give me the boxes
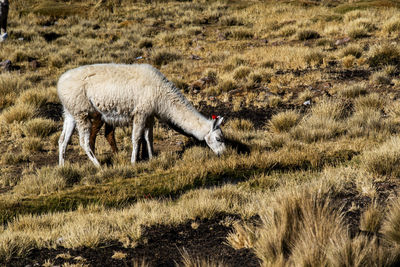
[2,0,400,265]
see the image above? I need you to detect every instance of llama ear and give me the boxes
[212,116,224,130]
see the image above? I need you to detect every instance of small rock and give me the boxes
[0,60,12,71]
[303,100,311,106]
[335,37,351,46]
[18,37,24,41]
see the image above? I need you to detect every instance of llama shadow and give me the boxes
[181,137,250,155]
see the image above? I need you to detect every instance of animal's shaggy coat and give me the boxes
[58,63,225,166]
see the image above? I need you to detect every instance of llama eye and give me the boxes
[216,137,223,142]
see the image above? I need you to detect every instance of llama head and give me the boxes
[205,116,226,155]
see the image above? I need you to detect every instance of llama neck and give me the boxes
[155,85,212,141]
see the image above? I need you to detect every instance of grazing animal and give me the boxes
[58,63,226,166]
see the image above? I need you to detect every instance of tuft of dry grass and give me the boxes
[368,44,400,68]
[337,83,367,98]
[0,73,31,109]
[226,222,257,250]
[268,110,300,133]
[253,189,343,266]
[152,49,181,66]
[354,93,386,112]
[297,29,320,41]
[179,248,227,267]
[370,70,392,85]
[383,16,400,35]
[0,104,36,123]
[362,137,400,177]
[382,196,400,246]
[226,119,254,132]
[360,203,384,233]
[23,118,58,138]
[22,137,44,152]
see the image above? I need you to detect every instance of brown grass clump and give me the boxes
[370,70,392,85]
[382,196,400,246]
[360,203,384,233]
[14,167,67,196]
[291,98,347,142]
[337,83,367,98]
[326,235,393,267]
[226,222,257,250]
[346,19,376,39]
[304,51,324,66]
[217,77,236,93]
[297,29,320,41]
[16,87,58,108]
[179,248,226,267]
[22,118,57,138]
[0,73,30,109]
[233,66,251,81]
[226,119,254,132]
[342,55,356,68]
[362,137,400,177]
[253,190,344,266]
[152,50,181,66]
[346,108,390,138]
[341,44,363,59]
[229,29,254,40]
[268,110,300,133]
[22,137,44,152]
[0,233,35,262]
[383,17,400,35]
[0,104,36,123]
[354,93,386,111]
[368,44,400,68]
[1,152,29,165]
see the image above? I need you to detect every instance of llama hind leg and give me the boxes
[105,123,118,153]
[89,112,104,154]
[58,113,76,166]
[76,118,101,167]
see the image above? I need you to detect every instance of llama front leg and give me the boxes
[131,115,146,164]
[76,118,101,167]
[59,113,76,166]
[144,117,154,159]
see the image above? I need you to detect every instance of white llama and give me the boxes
[58,63,226,166]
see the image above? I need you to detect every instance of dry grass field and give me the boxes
[2,0,400,265]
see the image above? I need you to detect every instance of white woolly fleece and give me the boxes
[57,63,213,140]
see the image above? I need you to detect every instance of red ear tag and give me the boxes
[212,115,217,120]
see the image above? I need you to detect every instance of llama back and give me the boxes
[57,64,168,122]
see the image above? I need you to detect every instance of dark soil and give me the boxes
[8,214,260,267]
